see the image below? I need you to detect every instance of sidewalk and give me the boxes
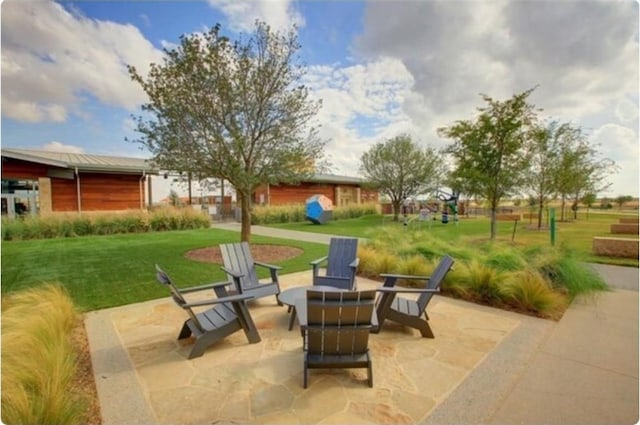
[426,263,639,425]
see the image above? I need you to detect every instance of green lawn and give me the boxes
[268,213,639,266]
[2,212,636,312]
[1,228,328,311]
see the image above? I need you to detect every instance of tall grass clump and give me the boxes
[1,284,88,425]
[332,203,379,220]
[251,204,306,224]
[502,270,568,319]
[537,253,609,300]
[2,207,210,240]
[484,245,527,271]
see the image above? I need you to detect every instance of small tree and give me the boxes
[439,88,539,240]
[128,21,325,241]
[615,195,634,210]
[360,134,445,221]
[581,192,596,219]
[525,121,568,229]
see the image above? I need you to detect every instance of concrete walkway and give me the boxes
[86,224,639,424]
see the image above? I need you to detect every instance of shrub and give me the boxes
[538,253,609,300]
[356,245,381,278]
[503,270,568,319]
[1,284,88,425]
[2,207,209,240]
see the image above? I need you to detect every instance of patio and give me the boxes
[86,271,524,425]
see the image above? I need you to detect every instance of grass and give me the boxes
[268,213,638,267]
[1,284,88,425]
[1,228,328,311]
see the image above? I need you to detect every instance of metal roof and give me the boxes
[1,148,158,174]
[309,173,365,184]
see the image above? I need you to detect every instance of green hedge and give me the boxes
[2,207,211,241]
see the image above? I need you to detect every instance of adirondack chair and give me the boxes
[373,255,454,338]
[155,264,261,359]
[299,289,376,388]
[219,242,282,305]
[310,237,359,290]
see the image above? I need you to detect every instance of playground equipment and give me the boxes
[437,190,459,224]
[306,194,333,224]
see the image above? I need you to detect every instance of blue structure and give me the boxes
[306,194,333,224]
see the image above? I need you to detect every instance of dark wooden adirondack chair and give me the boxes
[310,237,359,290]
[300,289,376,388]
[155,265,261,359]
[373,255,454,338]
[219,242,282,305]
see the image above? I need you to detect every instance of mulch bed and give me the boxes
[184,244,304,264]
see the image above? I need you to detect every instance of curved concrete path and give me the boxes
[86,224,638,424]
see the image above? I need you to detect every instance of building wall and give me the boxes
[254,182,379,207]
[2,158,146,213]
[254,182,335,205]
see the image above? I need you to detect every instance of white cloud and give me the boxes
[352,0,638,195]
[304,57,416,175]
[1,0,164,123]
[207,0,304,33]
[41,142,85,153]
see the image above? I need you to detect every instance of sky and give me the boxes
[2,0,639,199]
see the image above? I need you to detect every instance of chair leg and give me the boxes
[177,321,192,340]
[367,361,373,388]
[303,359,309,388]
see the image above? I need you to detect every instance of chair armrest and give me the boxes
[376,287,440,294]
[179,280,232,294]
[255,261,282,271]
[183,293,254,308]
[349,257,360,268]
[220,266,244,279]
[309,256,328,266]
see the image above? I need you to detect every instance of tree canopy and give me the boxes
[360,134,444,221]
[439,88,539,239]
[128,21,325,241]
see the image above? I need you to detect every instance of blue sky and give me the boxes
[2,0,638,198]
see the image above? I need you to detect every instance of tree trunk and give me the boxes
[239,192,252,242]
[392,199,401,222]
[537,195,544,229]
[490,208,497,240]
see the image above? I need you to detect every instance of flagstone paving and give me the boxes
[90,272,523,425]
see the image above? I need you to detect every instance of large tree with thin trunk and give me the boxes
[360,134,445,221]
[128,21,325,241]
[526,120,567,229]
[438,88,538,240]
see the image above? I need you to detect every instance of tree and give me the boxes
[360,134,444,221]
[553,126,616,221]
[525,121,567,229]
[615,195,634,210]
[581,192,597,219]
[128,21,325,241]
[438,88,539,240]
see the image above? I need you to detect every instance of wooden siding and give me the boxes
[80,173,144,211]
[254,182,379,206]
[2,158,145,212]
[2,158,50,180]
[255,182,335,205]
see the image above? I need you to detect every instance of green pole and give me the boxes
[550,208,556,246]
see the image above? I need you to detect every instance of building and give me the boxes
[1,148,158,218]
[253,174,378,207]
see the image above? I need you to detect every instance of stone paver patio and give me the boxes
[89,271,524,425]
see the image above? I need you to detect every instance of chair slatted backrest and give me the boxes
[416,255,454,312]
[220,242,258,291]
[306,290,375,356]
[155,264,205,333]
[326,238,358,278]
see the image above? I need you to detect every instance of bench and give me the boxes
[592,237,639,259]
[610,223,639,235]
